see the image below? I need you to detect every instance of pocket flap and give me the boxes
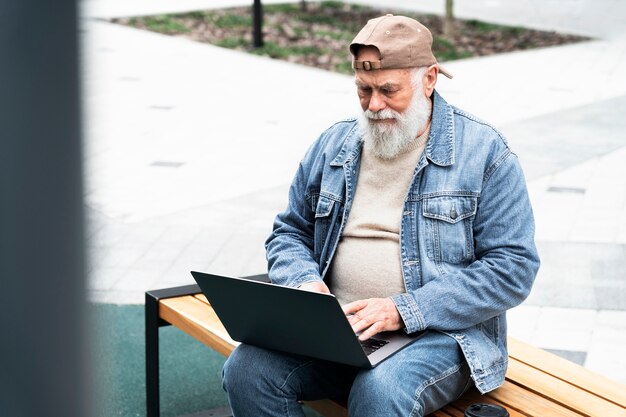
[423,195,477,224]
[315,196,335,218]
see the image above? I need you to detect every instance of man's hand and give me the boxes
[298,281,331,294]
[343,298,403,341]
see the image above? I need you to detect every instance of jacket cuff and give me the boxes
[391,293,426,334]
[293,275,323,288]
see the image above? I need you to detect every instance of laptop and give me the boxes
[190,271,424,368]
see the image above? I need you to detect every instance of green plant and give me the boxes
[264,3,301,13]
[251,42,286,58]
[321,1,344,9]
[315,29,353,41]
[432,36,473,61]
[187,11,207,19]
[216,37,248,49]
[293,27,307,37]
[299,14,338,25]
[467,19,495,32]
[144,15,189,33]
[349,4,369,11]
[504,26,526,35]
[214,14,251,28]
[334,61,354,74]
[466,19,525,35]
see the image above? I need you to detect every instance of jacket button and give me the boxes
[450,208,458,220]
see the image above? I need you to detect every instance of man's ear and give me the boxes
[423,64,439,97]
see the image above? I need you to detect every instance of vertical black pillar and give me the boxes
[253,0,264,48]
[145,293,161,417]
[0,0,87,416]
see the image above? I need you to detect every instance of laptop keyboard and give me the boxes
[360,338,389,355]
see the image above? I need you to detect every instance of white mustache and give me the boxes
[364,109,400,120]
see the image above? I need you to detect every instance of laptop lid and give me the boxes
[190,271,423,368]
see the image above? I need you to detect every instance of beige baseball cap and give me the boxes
[350,14,453,79]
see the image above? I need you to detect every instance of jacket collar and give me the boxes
[330,121,362,166]
[425,90,455,166]
[331,89,455,167]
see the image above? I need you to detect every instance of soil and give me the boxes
[113,2,589,74]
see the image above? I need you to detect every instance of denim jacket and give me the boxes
[265,90,540,393]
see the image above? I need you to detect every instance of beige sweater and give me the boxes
[328,127,429,305]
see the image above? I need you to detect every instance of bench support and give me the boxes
[145,276,271,416]
[146,290,160,417]
[145,284,205,417]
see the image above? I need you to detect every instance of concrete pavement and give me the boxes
[81,0,626,384]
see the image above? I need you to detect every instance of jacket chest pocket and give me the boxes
[312,194,342,263]
[422,195,477,264]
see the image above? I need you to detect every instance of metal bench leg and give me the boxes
[143,282,261,417]
[146,291,161,417]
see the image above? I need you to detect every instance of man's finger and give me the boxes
[352,316,373,335]
[347,313,362,326]
[342,299,367,315]
[358,321,383,341]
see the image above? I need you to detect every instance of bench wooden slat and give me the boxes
[488,381,585,417]
[506,359,626,417]
[159,295,238,357]
[508,337,626,408]
[431,408,463,417]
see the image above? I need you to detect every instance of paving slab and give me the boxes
[502,95,626,181]
[507,306,626,384]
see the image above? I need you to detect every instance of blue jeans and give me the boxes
[222,331,472,417]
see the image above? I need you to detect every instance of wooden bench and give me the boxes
[145,278,626,417]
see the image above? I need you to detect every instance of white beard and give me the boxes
[357,88,432,160]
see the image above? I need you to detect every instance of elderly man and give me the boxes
[222,15,539,417]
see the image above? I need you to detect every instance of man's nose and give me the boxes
[368,92,386,113]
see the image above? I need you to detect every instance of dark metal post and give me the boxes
[253,0,264,48]
[146,292,161,417]
[0,0,87,415]
[143,281,263,416]
[145,284,200,417]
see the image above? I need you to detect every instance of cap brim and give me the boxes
[438,64,453,79]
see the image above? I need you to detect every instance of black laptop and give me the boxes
[190,271,424,368]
